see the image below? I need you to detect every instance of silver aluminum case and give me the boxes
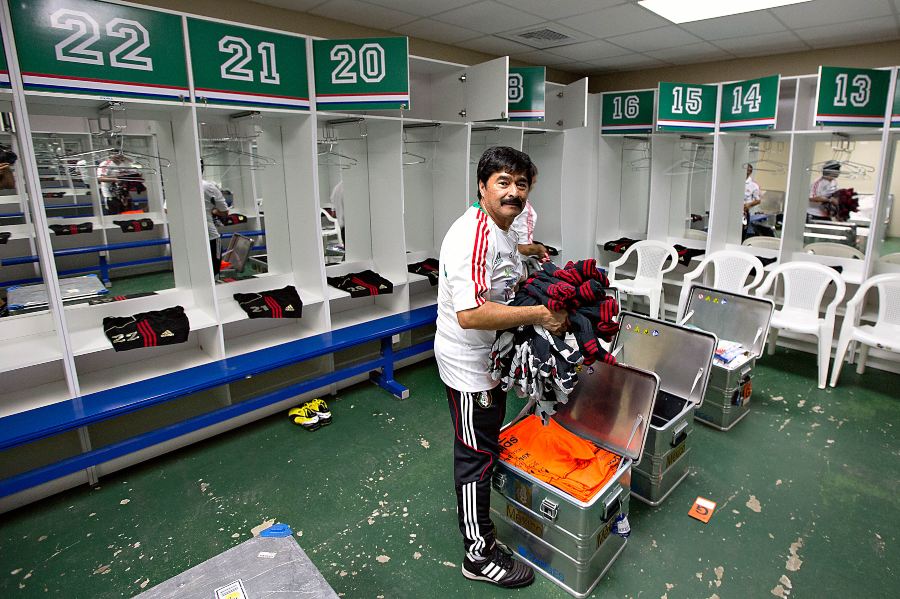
[631,437,693,506]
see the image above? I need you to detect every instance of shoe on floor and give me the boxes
[305,398,332,426]
[288,405,320,431]
[461,542,534,588]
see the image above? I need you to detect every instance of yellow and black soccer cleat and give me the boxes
[288,405,320,431]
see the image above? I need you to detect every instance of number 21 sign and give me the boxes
[188,18,309,111]
[313,37,410,111]
[9,0,189,101]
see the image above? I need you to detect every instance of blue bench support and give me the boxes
[0,305,438,498]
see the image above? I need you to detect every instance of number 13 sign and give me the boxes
[9,0,189,101]
[187,18,309,111]
[313,37,410,111]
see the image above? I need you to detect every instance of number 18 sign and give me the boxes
[313,37,409,111]
[187,18,309,111]
[9,0,189,102]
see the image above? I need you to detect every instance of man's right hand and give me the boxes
[540,307,568,336]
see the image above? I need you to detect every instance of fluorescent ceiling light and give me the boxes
[637,0,813,24]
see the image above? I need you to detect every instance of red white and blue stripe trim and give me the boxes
[815,113,885,126]
[720,116,776,129]
[316,91,409,107]
[0,71,10,89]
[657,119,715,130]
[22,73,188,101]
[509,110,544,118]
[195,87,309,110]
[601,122,653,132]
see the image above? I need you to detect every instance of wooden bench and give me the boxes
[0,304,438,498]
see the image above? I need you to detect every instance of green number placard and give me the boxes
[892,69,899,128]
[188,18,308,111]
[313,37,409,111]
[0,28,9,90]
[8,0,188,102]
[508,67,545,122]
[720,75,780,130]
[657,82,718,132]
[601,90,654,133]
[815,66,890,127]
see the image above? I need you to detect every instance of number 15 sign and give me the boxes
[9,0,189,101]
[313,37,410,111]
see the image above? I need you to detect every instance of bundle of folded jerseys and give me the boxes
[603,237,637,254]
[500,414,622,502]
[49,222,93,235]
[233,285,303,318]
[673,244,705,266]
[826,188,859,222]
[216,213,248,226]
[113,218,154,233]
[489,258,620,422]
[327,270,393,297]
[102,306,190,351]
[0,231,10,244]
[408,258,439,286]
[714,339,746,365]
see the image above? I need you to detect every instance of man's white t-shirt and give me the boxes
[96,158,135,198]
[510,200,537,246]
[743,178,761,213]
[435,204,523,392]
[808,177,837,217]
[203,180,229,241]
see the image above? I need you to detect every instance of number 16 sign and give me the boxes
[9,0,189,102]
[313,37,410,111]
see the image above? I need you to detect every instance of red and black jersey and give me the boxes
[233,285,303,318]
[407,258,440,286]
[113,218,154,233]
[603,237,638,254]
[49,222,93,236]
[102,306,190,352]
[216,213,248,226]
[672,244,706,267]
[327,270,394,298]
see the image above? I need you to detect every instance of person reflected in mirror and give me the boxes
[97,152,135,214]
[808,160,840,222]
[0,145,17,190]
[201,160,229,279]
[742,164,764,240]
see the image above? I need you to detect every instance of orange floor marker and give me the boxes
[688,496,717,523]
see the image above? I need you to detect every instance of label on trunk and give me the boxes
[506,504,544,538]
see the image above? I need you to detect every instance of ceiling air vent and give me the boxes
[497,23,588,50]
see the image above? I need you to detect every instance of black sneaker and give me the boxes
[462,543,534,588]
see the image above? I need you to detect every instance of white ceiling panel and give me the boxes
[495,0,622,21]
[586,54,670,71]
[680,11,787,41]
[366,0,477,18]
[713,31,809,58]
[546,40,632,62]
[645,42,734,64]
[510,50,580,66]
[393,18,481,44]
[310,0,418,29]
[795,17,900,48]
[556,3,671,38]
[607,26,703,53]
[553,61,600,73]
[770,0,895,29]
[460,35,534,56]
[253,0,328,12]
[434,1,545,35]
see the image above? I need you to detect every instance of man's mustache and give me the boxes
[500,198,523,207]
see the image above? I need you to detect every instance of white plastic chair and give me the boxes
[877,252,900,265]
[804,242,864,259]
[607,240,678,320]
[742,236,780,249]
[756,262,846,389]
[830,273,900,386]
[320,208,343,245]
[677,250,766,321]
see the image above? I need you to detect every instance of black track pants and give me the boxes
[446,385,507,561]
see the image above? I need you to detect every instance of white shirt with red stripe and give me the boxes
[510,200,537,246]
[808,177,837,217]
[435,203,523,392]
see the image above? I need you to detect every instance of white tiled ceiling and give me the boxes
[253,0,900,74]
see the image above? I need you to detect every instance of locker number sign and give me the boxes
[313,37,410,111]
[0,28,9,90]
[657,82,718,132]
[894,69,900,127]
[9,0,189,101]
[507,66,545,121]
[720,75,780,130]
[815,66,890,127]
[601,90,654,133]
[188,18,309,111]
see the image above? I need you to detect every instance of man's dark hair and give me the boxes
[476,146,536,199]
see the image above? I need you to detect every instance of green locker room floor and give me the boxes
[1,348,897,598]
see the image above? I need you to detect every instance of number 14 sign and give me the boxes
[313,37,410,111]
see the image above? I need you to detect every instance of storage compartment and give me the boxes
[491,361,659,598]
[611,312,716,505]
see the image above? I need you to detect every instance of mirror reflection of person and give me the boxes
[742,164,763,240]
[201,160,229,278]
[808,160,840,222]
[0,145,17,190]
[97,153,134,214]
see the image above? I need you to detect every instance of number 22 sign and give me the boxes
[313,37,410,111]
[187,18,309,111]
[9,0,189,101]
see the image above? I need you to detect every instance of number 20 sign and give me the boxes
[9,0,189,101]
[313,37,410,111]
[187,18,309,111]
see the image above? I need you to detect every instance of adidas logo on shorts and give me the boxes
[285,304,295,311]
[160,330,174,337]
